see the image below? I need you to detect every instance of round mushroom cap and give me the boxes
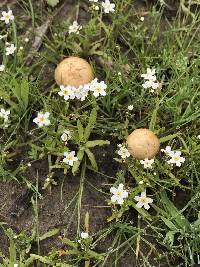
[127,128,160,160]
[55,57,94,88]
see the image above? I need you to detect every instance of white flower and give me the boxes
[167,151,185,167]
[0,64,5,71]
[90,79,107,97]
[81,232,89,239]
[61,130,72,142]
[74,84,90,101]
[141,68,156,81]
[5,43,16,55]
[142,80,159,91]
[0,10,14,24]
[140,158,154,169]
[94,5,99,10]
[33,112,50,127]
[128,105,134,111]
[0,108,10,122]
[141,68,159,92]
[25,37,29,42]
[58,85,75,100]
[68,21,82,34]
[110,184,128,205]
[134,192,153,210]
[63,151,78,166]
[14,264,18,267]
[89,0,98,2]
[102,0,115,13]
[117,146,130,159]
[19,46,23,50]
[140,16,144,21]
[197,135,200,139]
[161,146,173,156]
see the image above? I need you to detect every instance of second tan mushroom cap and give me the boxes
[127,128,160,160]
[54,56,94,88]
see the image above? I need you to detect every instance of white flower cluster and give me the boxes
[58,78,107,102]
[140,158,154,169]
[0,65,5,72]
[63,151,78,166]
[81,232,89,239]
[161,145,185,167]
[117,144,130,159]
[88,0,115,13]
[110,184,128,205]
[0,10,16,70]
[141,68,159,93]
[61,130,72,143]
[5,43,16,56]
[110,184,153,210]
[68,21,82,34]
[33,112,50,128]
[102,0,115,13]
[69,1,115,34]
[0,10,14,24]
[128,105,133,111]
[134,191,153,210]
[0,108,10,124]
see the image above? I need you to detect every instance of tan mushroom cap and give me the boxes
[55,56,94,88]
[127,128,160,160]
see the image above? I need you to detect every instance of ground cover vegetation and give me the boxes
[0,0,200,266]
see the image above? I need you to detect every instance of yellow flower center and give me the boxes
[64,89,69,95]
[67,155,73,161]
[173,156,180,161]
[96,87,102,93]
[39,117,45,123]
[140,197,147,204]
[116,192,122,197]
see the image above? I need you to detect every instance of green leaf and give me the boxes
[77,120,84,142]
[131,203,152,221]
[24,256,36,267]
[61,237,78,249]
[9,236,16,265]
[149,99,160,131]
[164,231,176,247]
[39,228,59,241]
[86,140,110,148]
[9,77,29,112]
[29,254,53,264]
[85,148,98,170]
[72,150,84,175]
[20,78,29,110]
[46,0,60,7]
[160,133,179,143]
[84,108,97,141]
[160,191,190,230]
[160,216,177,231]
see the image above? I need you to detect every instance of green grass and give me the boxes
[0,0,200,266]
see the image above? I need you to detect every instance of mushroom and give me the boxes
[54,56,94,88]
[127,128,160,159]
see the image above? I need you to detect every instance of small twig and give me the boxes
[25,19,51,66]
